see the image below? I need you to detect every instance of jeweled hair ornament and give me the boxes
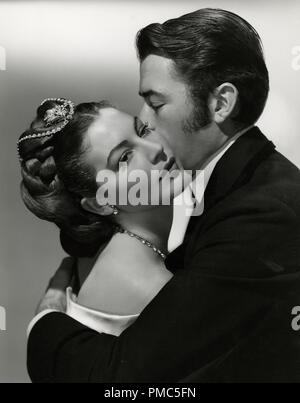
[17,98,75,158]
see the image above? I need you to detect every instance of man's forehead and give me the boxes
[140,55,174,81]
[139,55,184,95]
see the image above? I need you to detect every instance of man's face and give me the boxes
[139,55,210,170]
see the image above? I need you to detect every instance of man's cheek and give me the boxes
[160,119,183,140]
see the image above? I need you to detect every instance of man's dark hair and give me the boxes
[136,8,269,126]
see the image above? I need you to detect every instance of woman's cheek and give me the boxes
[118,157,153,206]
[115,168,129,204]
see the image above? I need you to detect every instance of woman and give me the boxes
[18,98,189,335]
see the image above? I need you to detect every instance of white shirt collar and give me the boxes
[168,125,253,252]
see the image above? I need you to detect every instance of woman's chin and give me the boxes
[158,168,193,205]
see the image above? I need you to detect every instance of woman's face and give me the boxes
[85,107,188,213]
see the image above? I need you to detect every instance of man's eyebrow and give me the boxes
[107,140,129,166]
[139,89,164,98]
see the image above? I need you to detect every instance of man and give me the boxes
[27,9,300,382]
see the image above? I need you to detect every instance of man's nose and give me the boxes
[139,103,153,126]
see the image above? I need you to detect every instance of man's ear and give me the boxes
[211,83,239,124]
[81,198,113,217]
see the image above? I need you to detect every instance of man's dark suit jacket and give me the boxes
[27,127,300,383]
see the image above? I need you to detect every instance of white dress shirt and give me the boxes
[27,125,252,337]
[168,125,253,251]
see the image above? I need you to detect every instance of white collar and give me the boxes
[168,125,253,252]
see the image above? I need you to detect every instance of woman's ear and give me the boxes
[81,198,114,217]
[211,83,239,124]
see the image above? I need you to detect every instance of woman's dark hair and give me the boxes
[136,8,269,126]
[18,99,115,257]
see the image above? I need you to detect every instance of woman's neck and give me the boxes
[115,205,173,254]
[76,205,173,291]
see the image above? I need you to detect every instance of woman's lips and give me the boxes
[163,156,176,171]
[159,157,179,180]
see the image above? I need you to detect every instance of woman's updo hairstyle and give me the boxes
[18,98,115,257]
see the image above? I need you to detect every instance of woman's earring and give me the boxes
[109,205,119,216]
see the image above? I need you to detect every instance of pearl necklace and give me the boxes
[116,226,167,261]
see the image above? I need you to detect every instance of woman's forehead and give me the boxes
[88,108,132,142]
[86,107,133,166]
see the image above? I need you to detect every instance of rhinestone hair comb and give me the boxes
[17,98,75,161]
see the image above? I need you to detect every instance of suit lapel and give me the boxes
[187,126,275,235]
[165,127,276,273]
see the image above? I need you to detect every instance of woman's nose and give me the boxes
[143,139,167,165]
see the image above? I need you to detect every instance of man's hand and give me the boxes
[35,257,75,315]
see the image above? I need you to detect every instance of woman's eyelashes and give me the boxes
[118,127,148,165]
[119,150,134,164]
[117,119,153,166]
